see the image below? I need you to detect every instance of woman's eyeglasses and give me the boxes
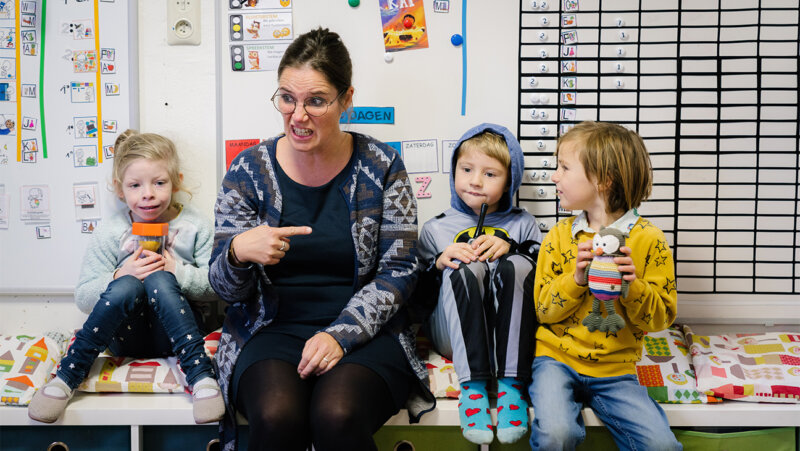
[270,89,345,117]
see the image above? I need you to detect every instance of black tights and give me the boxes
[236,359,399,451]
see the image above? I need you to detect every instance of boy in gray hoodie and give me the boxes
[417,123,541,445]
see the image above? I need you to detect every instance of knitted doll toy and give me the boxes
[581,227,628,333]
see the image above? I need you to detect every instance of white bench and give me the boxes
[2,298,798,450]
[2,393,798,451]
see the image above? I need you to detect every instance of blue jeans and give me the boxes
[58,272,214,389]
[528,357,681,451]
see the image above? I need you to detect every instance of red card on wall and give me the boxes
[225,139,261,168]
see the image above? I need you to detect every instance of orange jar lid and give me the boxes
[132,222,169,236]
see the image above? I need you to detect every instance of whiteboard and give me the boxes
[517,0,800,308]
[0,0,138,293]
[215,0,521,225]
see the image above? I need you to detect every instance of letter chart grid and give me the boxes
[517,0,799,296]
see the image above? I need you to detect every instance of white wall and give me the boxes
[137,1,219,216]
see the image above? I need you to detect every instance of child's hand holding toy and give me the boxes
[115,246,165,280]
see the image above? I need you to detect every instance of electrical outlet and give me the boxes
[167,0,201,45]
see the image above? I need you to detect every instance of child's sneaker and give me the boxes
[28,376,74,423]
[191,376,225,424]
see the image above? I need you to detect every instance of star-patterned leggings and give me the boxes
[57,272,214,389]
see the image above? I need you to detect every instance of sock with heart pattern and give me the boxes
[458,379,494,444]
[495,377,530,444]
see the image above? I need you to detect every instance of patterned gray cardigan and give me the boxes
[209,133,436,450]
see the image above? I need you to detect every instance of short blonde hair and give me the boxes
[456,131,511,171]
[557,121,652,212]
[112,129,187,204]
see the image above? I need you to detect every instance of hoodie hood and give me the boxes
[450,123,525,215]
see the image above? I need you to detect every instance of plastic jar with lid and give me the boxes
[132,222,169,255]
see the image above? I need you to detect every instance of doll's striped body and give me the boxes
[587,255,622,301]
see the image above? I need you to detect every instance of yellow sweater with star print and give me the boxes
[534,216,677,378]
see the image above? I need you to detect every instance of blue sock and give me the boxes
[495,377,529,444]
[458,379,493,444]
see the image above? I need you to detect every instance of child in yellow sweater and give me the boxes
[529,122,681,450]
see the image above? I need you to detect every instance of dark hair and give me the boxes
[278,27,352,94]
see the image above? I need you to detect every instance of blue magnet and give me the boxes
[450,33,463,46]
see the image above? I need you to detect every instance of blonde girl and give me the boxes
[29,130,224,424]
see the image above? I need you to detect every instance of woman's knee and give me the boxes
[247,401,306,434]
[310,399,360,432]
[310,402,377,451]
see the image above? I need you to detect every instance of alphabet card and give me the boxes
[22,116,36,131]
[104,82,120,96]
[102,120,118,132]
[35,225,51,239]
[100,48,115,61]
[21,138,38,163]
[100,60,115,74]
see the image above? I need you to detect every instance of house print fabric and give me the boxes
[40,328,216,394]
[76,328,225,393]
[685,326,800,403]
[77,354,186,393]
[634,326,718,403]
[424,350,460,399]
[0,333,66,406]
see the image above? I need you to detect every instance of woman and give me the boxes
[209,28,435,451]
